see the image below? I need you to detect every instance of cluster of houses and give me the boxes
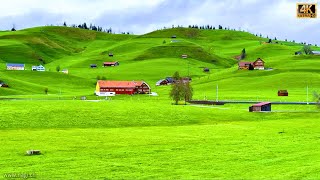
[238,58,265,70]
[6,63,46,71]
[90,61,119,68]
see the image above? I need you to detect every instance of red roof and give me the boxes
[104,62,118,65]
[98,80,144,88]
[252,102,271,107]
[238,62,253,67]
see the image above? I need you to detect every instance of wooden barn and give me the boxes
[249,102,271,112]
[238,62,253,70]
[103,61,119,67]
[95,80,151,96]
[278,90,288,96]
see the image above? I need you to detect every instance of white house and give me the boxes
[6,63,25,70]
[311,51,320,55]
[32,65,45,71]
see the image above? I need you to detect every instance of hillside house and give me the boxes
[109,53,114,57]
[90,64,97,68]
[311,51,320,55]
[203,68,210,72]
[238,58,265,70]
[295,51,302,55]
[249,102,271,112]
[6,63,25,70]
[61,69,68,74]
[95,80,151,96]
[103,61,119,67]
[181,54,188,59]
[32,65,45,71]
[171,35,177,38]
[156,79,169,86]
[253,58,265,70]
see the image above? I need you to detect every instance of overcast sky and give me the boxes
[0,0,319,44]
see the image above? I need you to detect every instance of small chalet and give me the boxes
[156,79,169,86]
[249,102,271,112]
[171,35,177,38]
[95,80,151,96]
[238,58,265,70]
[295,51,302,55]
[6,63,25,70]
[278,90,288,96]
[103,61,119,67]
[181,54,188,59]
[253,58,265,70]
[203,68,210,72]
[32,65,45,71]
[108,53,114,57]
[90,64,97,68]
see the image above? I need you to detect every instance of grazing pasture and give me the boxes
[1,26,320,179]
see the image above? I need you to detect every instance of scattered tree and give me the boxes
[163,40,166,44]
[63,22,67,27]
[44,87,48,94]
[183,82,193,104]
[268,39,272,43]
[169,71,193,105]
[240,48,246,59]
[96,75,101,80]
[302,45,313,55]
[56,65,60,72]
[248,64,254,70]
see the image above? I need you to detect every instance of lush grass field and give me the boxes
[0,100,319,179]
[1,26,320,179]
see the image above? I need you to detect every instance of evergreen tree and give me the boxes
[63,22,67,27]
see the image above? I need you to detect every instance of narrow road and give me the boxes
[189,100,318,105]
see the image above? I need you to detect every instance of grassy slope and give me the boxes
[1,26,320,179]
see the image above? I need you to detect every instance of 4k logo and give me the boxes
[297,3,317,18]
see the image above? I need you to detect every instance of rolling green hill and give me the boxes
[1,26,319,100]
[1,26,320,179]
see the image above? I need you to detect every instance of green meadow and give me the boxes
[0,26,320,179]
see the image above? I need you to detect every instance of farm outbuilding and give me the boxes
[109,53,114,57]
[95,80,151,96]
[249,102,271,112]
[103,61,119,67]
[90,64,97,68]
[6,63,25,70]
[156,79,169,86]
[278,90,288,96]
[181,54,188,59]
[203,68,210,72]
[311,51,320,55]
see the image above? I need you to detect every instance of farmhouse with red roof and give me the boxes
[95,80,151,96]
